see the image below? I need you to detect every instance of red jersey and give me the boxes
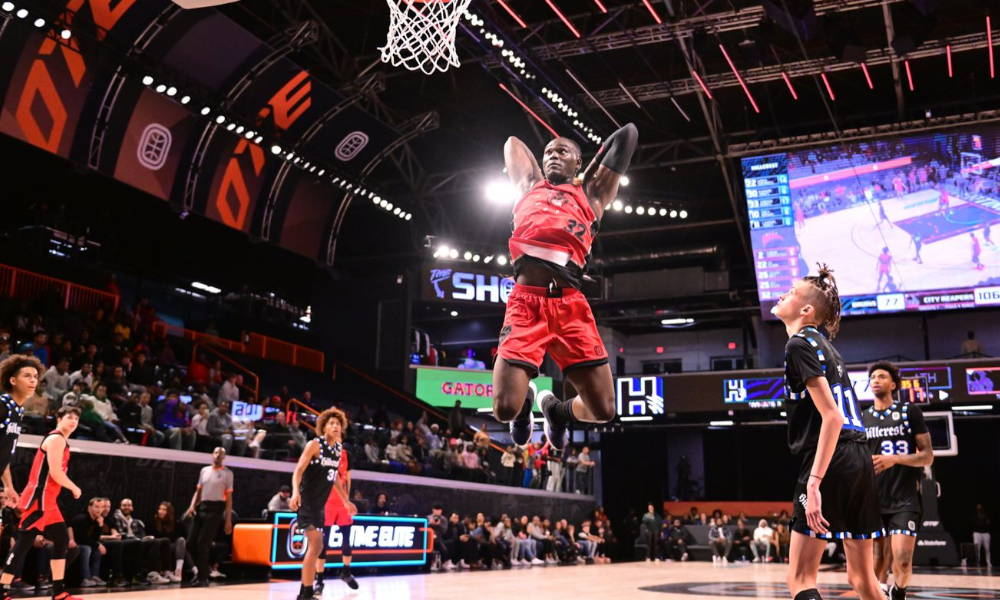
[509,179,597,289]
[323,450,352,527]
[877,253,892,273]
[19,431,69,530]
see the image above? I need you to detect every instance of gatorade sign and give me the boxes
[414,366,553,410]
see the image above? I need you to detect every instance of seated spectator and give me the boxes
[93,498,129,586]
[371,493,391,515]
[708,517,733,565]
[232,408,265,459]
[158,340,176,369]
[117,392,146,444]
[105,366,130,406]
[753,519,774,563]
[68,498,107,587]
[22,385,50,431]
[206,401,245,456]
[363,437,381,464]
[42,358,71,398]
[150,502,190,582]
[461,444,480,470]
[61,381,85,408]
[444,513,470,570]
[29,526,81,589]
[128,352,156,389]
[185,353,209,386]
[156,390,196,451]
[686,506,704,525]
[135,392,164,446]
[772,522,791,563]
[284,418,306,457]
[68,363,93,391]
[731,519,754,562]
[80,399,128,444]
[663,518,693,561]
[112,498,172,583]
[267,486,292,512]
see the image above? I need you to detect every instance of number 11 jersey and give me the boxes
[784,326,867,456]
[862,402,928,514]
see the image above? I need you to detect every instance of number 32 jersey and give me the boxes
[862,402,928,514]
[509,179,597,290]
[784,326,867,456]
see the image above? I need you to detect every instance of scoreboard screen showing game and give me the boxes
[740,125,1000,319]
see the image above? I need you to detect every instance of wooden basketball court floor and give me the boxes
[64,561,999,600]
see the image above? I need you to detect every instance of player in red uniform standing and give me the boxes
[0,406,83,600]
[314,427,357,593]
[492,124,638,449]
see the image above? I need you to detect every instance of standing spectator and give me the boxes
[151,502,189,583]
[500,446,517,487]
[42,359,71,399]
[128,352,156,390]
[156,390,196,451]
[973,503,992,567]
[68,498,108,587]
[709,517,733,565]
[267,486,292,512]
[962,331,985,357]
[206,401,245,456]
[545,447,564,493]
[217,375,240,406]
[426,504,452,571]
[752,518,773,563]
[158,341,176,369]
[112,498,171,583]
[731,519,754,562]
[641,504,662,562]
[448,400,464,434]
[576,446,595,495]
[772,522,791,563]
[185,447,234,587]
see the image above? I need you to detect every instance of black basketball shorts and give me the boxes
[883,511,921,537]
[791,441,885,540]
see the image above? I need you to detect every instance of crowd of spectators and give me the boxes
[635,505,792,565]
[0,291,597,493]
[423,503,614,571]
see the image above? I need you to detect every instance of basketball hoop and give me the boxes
[380,0,474,75]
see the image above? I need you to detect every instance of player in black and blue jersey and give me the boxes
[773,264,883,600]
[862,361,933,600]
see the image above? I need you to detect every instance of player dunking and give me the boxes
[0,355,37,511]
[289,408,356,600]
[0,406,82,600]
[773,264,884,600]
[492,124,638,449]
[862,361,934,600]
[314,420,357,593]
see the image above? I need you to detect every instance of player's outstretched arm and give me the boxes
[581,123,638,215]
[505,137,543,196]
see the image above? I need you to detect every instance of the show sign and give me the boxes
[231,401,263,421]
[422,266,515,304]
[414,366,553,410]
[233,514,429,569]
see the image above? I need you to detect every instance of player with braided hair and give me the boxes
[773,264,884,600]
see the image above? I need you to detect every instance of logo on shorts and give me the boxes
[137,123,171,170]
[908,520,916,531]
[594,345,605,357]
[499,325,512,345]
[798,493,808,509]
[335,131,369,161]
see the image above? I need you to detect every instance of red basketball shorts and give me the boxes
[324,496,354,528]
[497,284,608,376]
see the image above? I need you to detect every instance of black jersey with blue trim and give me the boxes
[299,438,342,510]
[0,395,24,475]
[784,327,867,455]
[862,402,928,514]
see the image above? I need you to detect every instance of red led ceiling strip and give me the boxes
[544,0,581,38]
[498,83,559,138]
[720,44,759,113]
[641,0,662,24]
[861,62,874,89]
[495,0,527,28]
[781,72,798,100]
[820,72,835,101]
[691,70,712,98]
[905,60,915,91]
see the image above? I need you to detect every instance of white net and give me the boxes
[380,0,474,75]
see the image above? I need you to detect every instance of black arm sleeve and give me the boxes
[595,123,638,174]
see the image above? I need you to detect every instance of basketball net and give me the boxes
[380,0,474,75]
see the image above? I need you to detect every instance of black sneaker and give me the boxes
[314,578,325,595]
[340,571,359,590]
[510,382,536,447]
[539,391,568,449]
[890,585,906,600]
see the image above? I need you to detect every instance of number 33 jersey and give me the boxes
[784,326,867,456]
[862,402,928,514]
[509,179,597,290]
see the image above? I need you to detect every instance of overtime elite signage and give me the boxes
[272,513,428,569]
